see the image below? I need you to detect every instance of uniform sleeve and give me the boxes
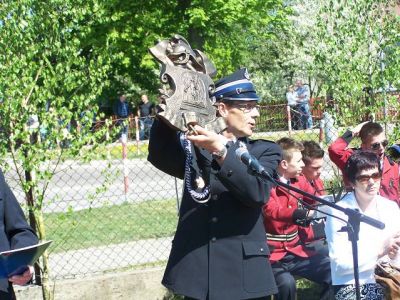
[1,171,38,249]
[215,141,282,208]
[147,119,185,179]
[263,189,295,222]
[264,188,316,241]
[328,130,354,171]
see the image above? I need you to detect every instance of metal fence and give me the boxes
[3,102,398,284]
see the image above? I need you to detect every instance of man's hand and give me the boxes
[292,209,312,227]
[387,232,400,260]
[186,125,226,154]
[9,265,34,285]
[351,121,370,137]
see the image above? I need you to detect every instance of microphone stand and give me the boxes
[256,170,385,300]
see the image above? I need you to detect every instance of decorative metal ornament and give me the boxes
[149,34,226,133]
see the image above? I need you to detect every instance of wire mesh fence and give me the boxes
[3,101,399,283]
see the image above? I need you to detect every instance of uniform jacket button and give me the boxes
[212,195,218,201]
[227,170,233,177]
[211,217,218,223]
[211,237,217,242]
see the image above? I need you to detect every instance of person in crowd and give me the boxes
[322,98,338,144]
[114,94,131,139]
[328,121,400,206]
[148,68,282,300]
[137,94,155,140]
[301,141,326,196]
[155,95,166,114]
[286,85,300,130]
[325,150,400,299]
[301,140,330,255]
[0,170,38,299]
[263,137,331,300]
[295,79,313,129]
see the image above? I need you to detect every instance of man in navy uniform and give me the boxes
[148,68,281,300]
[0,170,38,299]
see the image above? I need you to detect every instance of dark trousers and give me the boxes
[271,253,331,300]
[116,117,128,137]
[139,117,153,140]
[289,106,301,130]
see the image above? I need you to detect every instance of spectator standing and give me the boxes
[114,94,131,139]
[263,137,331,300]
[148,68,281,299]
[286,85,300,130]
[325,150,400,299]
[155,95,165,114]
[328,121,400,206]
[322,99,338,144]
[137,94,155,140]
[0,170,38,299]
[295,79,313,129]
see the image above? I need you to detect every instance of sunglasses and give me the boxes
[355,172,382,184]
[371,140,388,150]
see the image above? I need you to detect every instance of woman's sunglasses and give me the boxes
[355,172,382,184]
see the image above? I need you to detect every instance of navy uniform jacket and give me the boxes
[148,120,281,300]
[0,169,38,297]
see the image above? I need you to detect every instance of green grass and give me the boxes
[61,142,150,160]
[93,142,149,159]
[45,199,178,253]
[296,278,322,299]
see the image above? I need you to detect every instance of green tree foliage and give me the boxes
[311,0,400,126]
[0,2,112,297]
[88,0,290,96]
[245,0,321,102]
[0,0,111,199]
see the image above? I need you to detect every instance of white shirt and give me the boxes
[286,91,298,106]
[324,192,400,285]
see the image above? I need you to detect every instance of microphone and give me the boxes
[345,208,385,230]
[235,147,266,175]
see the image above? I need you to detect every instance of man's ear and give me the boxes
[280,159,288,170]
[217,102,229,118]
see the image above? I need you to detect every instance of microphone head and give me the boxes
[235,147,248,161]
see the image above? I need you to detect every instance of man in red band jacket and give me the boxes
[263,138,331,300]
[328,121,400,206]
[301,141,326,197]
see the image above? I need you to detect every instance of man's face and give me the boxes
[282,150,304,179]
[302,157,324,181]
[223,101,260,138]
[361,132,387,158]
[141,95,148,103]
[295,80,302,88]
